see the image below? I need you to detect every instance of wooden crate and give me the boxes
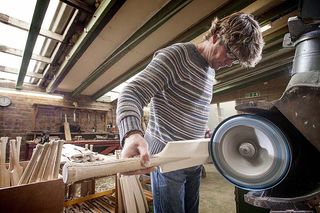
[0,178,64,213]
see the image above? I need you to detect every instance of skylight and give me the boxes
[0,0,59,84]
[97,73,141,103]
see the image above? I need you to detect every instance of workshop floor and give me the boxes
[199,164,236,213]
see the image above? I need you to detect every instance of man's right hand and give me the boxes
[121,133,155,175]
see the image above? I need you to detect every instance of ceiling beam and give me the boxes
[0,13,63,42]
[257,0,298,25]
[16,0,50,89]
[0,45,51,64]
[213,49,294,94]
[38,7,79,87]
[215,48,294,81]
[213,63,292,95]
[241,0,283,15]
[0,65,43,79]
[60,0,95,14]
[92,0,254,100]
[71,0,193,98]
[46,0,126,93]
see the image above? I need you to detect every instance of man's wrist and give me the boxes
[123,130,144,140]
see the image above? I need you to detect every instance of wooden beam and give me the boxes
[60,0,95,14]
[0,65,43,79]
[0,13,63,42]
[38,8,79,86]
[71,0,193,98]
[16,0,50,89]
[213,50,294,94]
[46,0,126,93]
[0,45,51,64]
[64,189,115,207]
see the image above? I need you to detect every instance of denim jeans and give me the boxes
[151,165,202,213]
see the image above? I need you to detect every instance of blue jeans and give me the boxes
[151,165,202,213]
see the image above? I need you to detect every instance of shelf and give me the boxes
[27,131,111,135]
[33,103,110,112]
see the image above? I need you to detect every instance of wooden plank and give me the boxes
[0,13,63,42]
[9,140,23,186]
[53,140,64,179]
[29,143,49,183]
[0,65,43,79]
[0,45,51,63]
[18,144,43,185]
[42,141,58,180]
[33,103,110,112]
[60,0,95,13]
[0,137,10,187]
[64,114,72,141]
[131,176,146,213]
[64,189,115,207]
[135,175,149,211]
[100,146,118,155]
[34,143,51,182]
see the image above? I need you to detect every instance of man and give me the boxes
[116,12,264,213]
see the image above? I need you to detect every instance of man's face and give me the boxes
[209,36,239,70]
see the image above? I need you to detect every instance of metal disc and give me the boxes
[209,114,292,190]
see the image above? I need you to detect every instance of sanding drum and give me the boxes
[209,114,320,198]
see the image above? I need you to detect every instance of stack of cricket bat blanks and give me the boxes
[0,137,23,188]
[119,175,149,213]
[0,137,65,213]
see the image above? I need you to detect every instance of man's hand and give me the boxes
[205,129,212,138]
[121,133,155,175]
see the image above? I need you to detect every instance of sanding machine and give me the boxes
[209,0,320,212]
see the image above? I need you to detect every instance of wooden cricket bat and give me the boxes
[33,143,51,182]
[62,138,210,184]
[42,141,58,181]
[53,140,64,179]
[64,114,72,141]
[0,137,10,188]
[18,144,44,185]
[9,140,23,186]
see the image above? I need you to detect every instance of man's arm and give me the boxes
[116,47,182,164]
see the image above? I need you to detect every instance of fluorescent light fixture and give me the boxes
[0,87,63,99]
[261,23,272,32]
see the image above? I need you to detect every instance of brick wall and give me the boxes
[0,82,116,160]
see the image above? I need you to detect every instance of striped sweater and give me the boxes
[116,42,214,154]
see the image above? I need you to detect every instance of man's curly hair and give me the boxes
[205,12,265,68]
